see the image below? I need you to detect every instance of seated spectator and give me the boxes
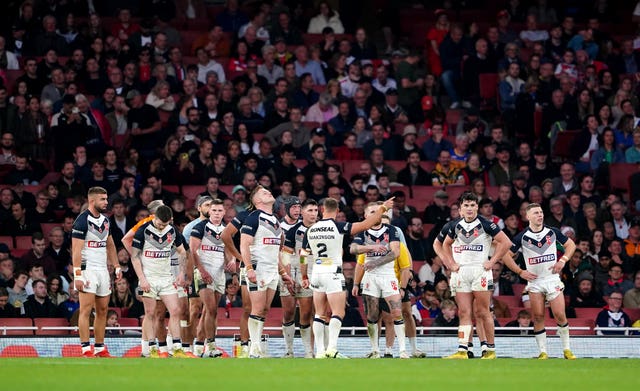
[109,278,135,317]
[46,274,68,306]
[0,200,41,236]
[434,274,452,303]
[596,291,633,335]
[411,283,441,325]
[58,287,80,320]
[623,270,640,309]
[23,279,59,318]
[561,249,593,294]
[501,310,534,335]
[423,190,451,228]
[431,150,464,186]
[397,151,431,186]
[602,264,634,297]
[569,272,605,308]
[106,309,122,335]
[431,299,459,334]
[218,277,242,308]
[0,287,17,317]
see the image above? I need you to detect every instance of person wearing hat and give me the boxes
[502,202,577,359]
[383,88,409,125]
[569,272,605,308]
[424,190,451,227]
[280,196,301,232]
[231,185,249,214]
[488,143,518,187]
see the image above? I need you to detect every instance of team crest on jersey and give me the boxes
[473,228,479,237]
[546,235,551,245]
[383,233,389,242]
[481,277,487,288]
[537,241,542,247]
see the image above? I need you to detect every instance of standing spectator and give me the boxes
[440,24,468,109]
[396,50,424,120]
[426,10,450,77]
[307,2,344,34]
[270,12,303,45]
[216,0,249,34]
[33,16,68,56]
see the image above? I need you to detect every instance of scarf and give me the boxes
[607,278,623,286]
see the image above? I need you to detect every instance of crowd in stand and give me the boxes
[1,0,640,335]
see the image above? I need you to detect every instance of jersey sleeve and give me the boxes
[479,216,502,237]
[336,221,351,235]
[387,225,400,243]
[240,211,259,236]
[190,220,206,240]
[356,253,365,265]
[395,226,407,246]
[301,230,310,253]
[352,231,365,245]
[549,227,570,246]
[284,223,298,249]
[173,227,184,247]
[230,215,244,230]
[510,231,525,254]
[436,221,451,242]
[132,225,146,250]
[71,213,88,239]
[180,232,189,251]
[445,221,459,240]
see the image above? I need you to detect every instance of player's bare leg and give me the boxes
[381,311,394,357]
[199,288,223,357]
[445,292,472,359]
[298,296,314,357]
[312,291,328,358]
[280,294,296,357]
[472,300,487,358]
[78,292,95,356]
[248,289,276,357]
[473,291,496,359]
[154,300,168,357]
[239,284,252,357]
[325,291,347,358]
[142,297,161,357]
[93,295,111,356]
[191,297,205,356]
[548,292,575,359]
[161,293,191,357]
[178,296,196,356]
[402,300,424,357]
[363,295,382,358]
[384,293,408,358]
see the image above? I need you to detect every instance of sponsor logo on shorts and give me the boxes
[144,250,172,258]
[262,237,281,245]
[527,254,556,265]
[87,241,107,248]
[453,244,483,253]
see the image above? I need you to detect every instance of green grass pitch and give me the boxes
[3,358,638,389]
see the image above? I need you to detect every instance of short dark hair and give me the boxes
[155,205,173,222]
[459,191,479,204]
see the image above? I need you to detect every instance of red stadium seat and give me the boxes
[0,318,34,336]
[0,236,14,250]
[573,308,603,321]
[15,236,33,250]
[35,318,70,335]
[479,73,499,100]
[108,307,122,318]
[422,224,435,236]
[552,130,580,159]
[624,308,640,323]
[182,185,205,201]
[412,260,426,272]
[609,163,639,192]
[494,295,522,308]
[40,223,60,238]
[117,318,140,329]
[0,345,39,357]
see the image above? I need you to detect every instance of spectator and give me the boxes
[271,12,303,46]
[491,262,514,296]
[1,200,41,237]
[58,286,80,321]
[218,277,243,308]
[0,254,14,288]
[396,50,424,119]
[46,274,68,306]
[431,150,464,186]
[215,0,249,34]
[411,283,442,325]
[596,291,633,335]
[431,299,459,334]
[623,270,640,309]
[7,270,28,315]
[440,24,468,109]
[405,216,429,262]
[423,190,451,228]
[602,264,634,297]
[569,272,605,308]
[397,151,431,186]
[489,144,518,187]
[307,2,344,34]
[19,233,56,276]
[23,279,59,318]
[350,28,377,61]
[0,286,17,317]
[501,310,534,335]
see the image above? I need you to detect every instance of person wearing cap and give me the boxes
[231,185,249,214]
[568,272,605,308]
[383,88,409,125]
[424,190,451,227]
[502,202,577,359]
[488,143,517,187]
[530,147,555,185]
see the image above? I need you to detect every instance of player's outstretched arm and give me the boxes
[350,198,394,235]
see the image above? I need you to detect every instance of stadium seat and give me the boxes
[485,186,500,200]
[573,308,603,320]
[385,160,406,173]
[609,163,639,192]
[624,308,640,322]
[422,224,435,236]
[2,70,24,94]
[35,318,70,335]
[40,223,60,238]
[446,109,463,129]
[494,295,521,308]
[445,186,471,203]
[479,73,499,101]
[219,185,234,196]
[512,283,525,300]
[118,318,140,328]
[0,318,34,336]
[412,260,426,272]
[0,236,13,250]
[181,185,205,201]
[61,344,83,357]
[15,236,33,250]
[40,172,61,184]
[0,345,39,358]
[343,159,366,179]
[419,161,436,173]
[552,130,580,159]
[569,318,596,336]
[10,249,29,258]
[164,185,180,194]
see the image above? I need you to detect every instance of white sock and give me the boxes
[172,341,182,353]
[408,337,417,353]
[367,321,379,352]
[141,340,150,356]
[385,346,393,355]
[327,316,342,352]
[557,324,571,350]
[248,316,264,355]
[194,342,205,356]
[324,323,330,349]
[457,325,472,351]
[300,324,312,356]
[282,321,295,353]
[535,329,547,354]
[394,319,406,352]
[312,317,325,356]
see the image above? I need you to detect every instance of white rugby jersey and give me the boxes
[510,225,568,279]
[72,209,111,271]
[240,210,282,273]
[170,232,189,279]
[353,224,399,276]
[284,221,309,270]
[191,219,226,272]
[133,221,183,279]
[302,218,351,273]
[445,216,502,267]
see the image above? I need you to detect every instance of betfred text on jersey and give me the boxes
[262,238,281,245]
[144,250,172,258]
[87,241,107,248]
[201,245,224,252]
[527,254,556,265]
[453,244,484,253]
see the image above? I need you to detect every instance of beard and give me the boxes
[203,212,210,219]
[95,204,107,213]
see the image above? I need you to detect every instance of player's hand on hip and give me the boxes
[247,269,257,283]
[519,270,537,281]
